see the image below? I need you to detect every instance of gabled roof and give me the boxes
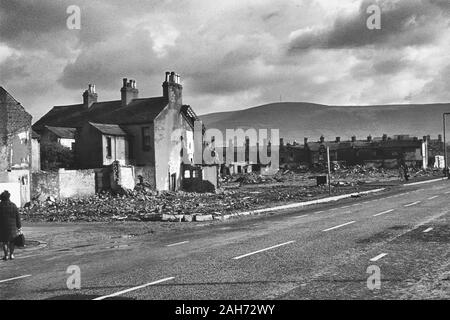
[33,97,169,131]
[89,122,127,136]
[44,126,76,139]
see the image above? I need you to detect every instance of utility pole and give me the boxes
[444,113,450,178]
[327,146,331,195]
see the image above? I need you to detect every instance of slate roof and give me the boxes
[89,122,127,136]
[100,97,168,125]
[180,105,199,129]
[306,139,423,152]
[44,126,76,139]
[33,97,169,132]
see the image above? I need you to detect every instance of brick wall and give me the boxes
[0,87,32,171]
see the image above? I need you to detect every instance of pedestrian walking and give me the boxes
[0,191,22,260]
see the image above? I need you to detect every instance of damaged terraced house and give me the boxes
[0,87,40,207]
[33,72,218,196]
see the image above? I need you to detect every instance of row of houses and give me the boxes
[279,134,446,170]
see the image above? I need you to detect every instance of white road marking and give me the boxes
[423,227,433,233]
[404,178,446,186]
[340,205,351,209]
[166,241,189,247]
[233,241,295,260]
[427,196,438,200]
[373,209,394,217]
[445,191,450,194]
[404,201,421,207]
[362,201,370,204]
[370,253,387,262]
[0,274,32,284]
[293,214,309,218]
[93,277,175,300]
[322,221,356,232]
[315,211,324,214]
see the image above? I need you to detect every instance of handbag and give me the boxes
[14,232,25,247]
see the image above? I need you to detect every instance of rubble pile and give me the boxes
[20,182,357,223]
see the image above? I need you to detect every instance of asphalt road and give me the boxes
[1,180,449,300]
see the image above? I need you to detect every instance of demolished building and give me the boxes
[33,72,215,192]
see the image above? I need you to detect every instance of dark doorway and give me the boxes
[171,173,176,191]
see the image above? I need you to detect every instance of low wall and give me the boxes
[0,182,21,207]
[59,169,95,199]
[31,169,95,200]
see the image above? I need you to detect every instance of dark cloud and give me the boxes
[288,0,450,52]
[350,51,412,79]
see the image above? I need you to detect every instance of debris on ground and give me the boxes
[20,166,441,223]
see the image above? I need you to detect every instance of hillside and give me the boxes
[199,102,450,142]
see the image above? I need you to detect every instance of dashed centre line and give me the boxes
[293,214,309,219]
[166,241,189,247]
[322,221,356,232]
[0,275,32,284]
[93,277,175,300]
[404,201,421,207]
[427,196,438,200]
[423,227,433,233]
[373,209,394,217]
[233,241,296,260]
[370,253,387,262]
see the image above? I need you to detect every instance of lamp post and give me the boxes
[443,113,450,178]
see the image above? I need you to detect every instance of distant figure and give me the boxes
[0,191,22,260]
[398,157,409,182]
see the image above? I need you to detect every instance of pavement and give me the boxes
[0,179,449,300]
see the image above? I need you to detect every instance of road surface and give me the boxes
[0,180,449,300]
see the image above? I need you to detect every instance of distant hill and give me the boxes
[199,102,450,142]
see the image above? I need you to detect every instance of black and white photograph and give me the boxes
[0,0,449,311]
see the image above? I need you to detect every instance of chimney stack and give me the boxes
[438,134,442,142]
[162,71,183,104]
[83,83,98,108]
[367,135,372,142]
[335,137,341,143]
[351,135,356,142]
[280,138,284,146]
[319,136,325,143]
[304,137,308,146]
[121,78,139,107]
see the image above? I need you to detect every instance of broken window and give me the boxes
[142,127,151,151]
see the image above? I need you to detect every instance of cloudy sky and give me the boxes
[1,0,450,121]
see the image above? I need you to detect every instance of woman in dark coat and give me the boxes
[0,191,22,260]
